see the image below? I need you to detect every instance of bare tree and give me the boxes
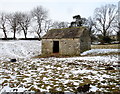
[31,6,48,39]
[86,17,97,43]
[87,17,95,34]
[44,20,53,32]
[94,4,117,42]
[58,21,69,28]
[52,21,69,29]
[16,12,31,39]
[7,12,20,39]
[0,12,8,39]
[112,14,120,42]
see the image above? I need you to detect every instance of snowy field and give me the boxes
[0,40,41,61]
[0,40,120,93]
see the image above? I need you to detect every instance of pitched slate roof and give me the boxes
[42,27,87,39]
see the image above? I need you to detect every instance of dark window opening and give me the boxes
[53,41,59,53]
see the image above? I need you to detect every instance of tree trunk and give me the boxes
[3,29,7,39]
[24,33,27,39]
[37,32,41,40]
[13,28,16,40]
[23,29,27,39]
[13,32,16,39]
[102,29,107,44]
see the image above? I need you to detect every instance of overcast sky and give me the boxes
[0,0,118,22]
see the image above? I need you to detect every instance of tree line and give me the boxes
[70,4,119,44]
[0,6,69,40]
[0,4,119,44]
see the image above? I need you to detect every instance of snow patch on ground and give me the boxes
[81,49,119,56]
[54,55,119,63]
[0,40,41,60]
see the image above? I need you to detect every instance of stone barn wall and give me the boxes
[80,30,91,53]
[42,39,53,55]
[60,38,80,55]
[42,38,80,56]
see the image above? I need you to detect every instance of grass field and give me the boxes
[91,44,120,49]
[0,56,119,93]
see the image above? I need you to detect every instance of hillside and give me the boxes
[0,40,41,60]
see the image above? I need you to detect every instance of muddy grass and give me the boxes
[91,44,120,49]
[0,57,120,93]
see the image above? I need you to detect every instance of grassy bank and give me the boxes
[91,44,120,49]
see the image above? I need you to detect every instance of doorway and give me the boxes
[53,41,59,53]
